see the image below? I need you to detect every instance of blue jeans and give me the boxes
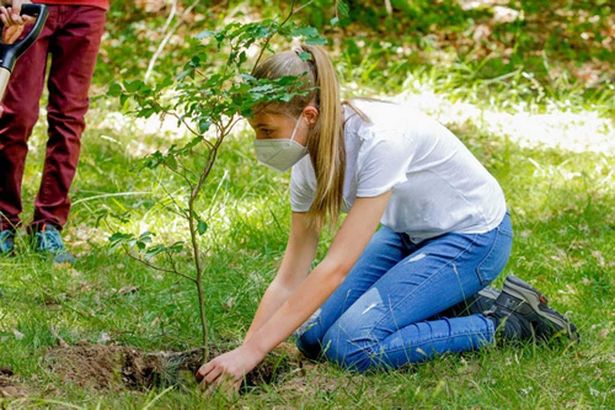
[294,212,513,373]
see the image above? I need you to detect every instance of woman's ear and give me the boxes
[303,105,319,127]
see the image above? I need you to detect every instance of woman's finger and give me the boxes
[195,361,215,381]
[214,371,240,388]
[204,366,223,385]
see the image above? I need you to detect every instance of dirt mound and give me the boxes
[44,344,202,391]
[44,342,302,392]
[0,367,27,398]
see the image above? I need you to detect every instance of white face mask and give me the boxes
[253,114,309,172]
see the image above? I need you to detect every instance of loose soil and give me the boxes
[0,367,27,398]
[43,341,305,392]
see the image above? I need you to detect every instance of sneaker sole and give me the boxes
[503,275,579,342]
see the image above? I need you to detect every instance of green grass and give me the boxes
[1,0,614,407]
[0,97,613,407]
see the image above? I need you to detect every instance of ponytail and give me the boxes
[298,44,344,230]
[252,44,369,230]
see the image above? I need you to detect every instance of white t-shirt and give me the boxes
[290,99,507,242]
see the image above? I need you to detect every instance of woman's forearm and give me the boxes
[243,279,294,343]
[243,258,346,357]
[242,196,391,359]
[243,214,319,343]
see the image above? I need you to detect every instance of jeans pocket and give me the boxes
[475,227,513,286]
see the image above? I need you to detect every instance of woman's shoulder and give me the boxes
[345,98,429,136]
[344,99,415,151]
[350,99,458,149]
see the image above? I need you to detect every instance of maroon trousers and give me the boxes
[0,5,106,231]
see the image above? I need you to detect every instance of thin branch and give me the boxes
[294,0,315,15]
[191,138,222,203]
[163,161,196,191]
[125,251,173,273]
[159,201,187,220]
[251,0,298,75]
[164,248,183,278]
[175,161,199,184]
[157,183,190,219]
[165,110,213,149]
[126,251,197,283]
[225,115,243,136]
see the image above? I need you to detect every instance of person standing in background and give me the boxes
[0,0,108,263]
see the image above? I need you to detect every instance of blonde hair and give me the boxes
[252,44,370,230]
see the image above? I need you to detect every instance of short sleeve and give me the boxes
[356,131,413,197]
[290,157,316,212]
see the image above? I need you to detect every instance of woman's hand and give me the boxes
[195,342,266,393]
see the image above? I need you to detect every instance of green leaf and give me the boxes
[290,26,319,38]
[108,83,122,97]
[144,244,166,259]
[197,220,208,235]
[305,36,328,46]
[165,155,178,171]
[169,241,185,253]
[109,232,133,244]
[198,119,212,134]
[108,232,136,251]
[125,80,144,93]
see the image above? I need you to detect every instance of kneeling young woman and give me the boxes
[196,44,577,390]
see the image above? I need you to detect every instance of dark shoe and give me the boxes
[486,275,579,343]
[33,224,76,264]
[0,230,15,255]
[439,286,500,317]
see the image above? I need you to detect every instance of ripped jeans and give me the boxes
[294,212,513,373]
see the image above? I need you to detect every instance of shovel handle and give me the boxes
[0,3,48,71]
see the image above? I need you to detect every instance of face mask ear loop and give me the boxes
[289,114,304,143]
